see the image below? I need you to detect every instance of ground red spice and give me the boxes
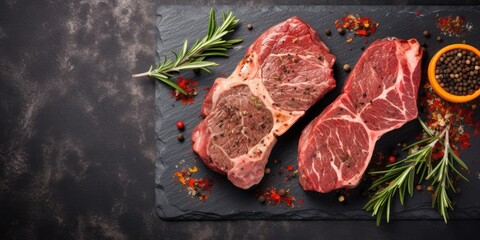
[171,77,198,104]
[257,187,296,208]
[435,15,472,37]
[173,166,213,202]
[420,83,479,160]
[335,14,379,42]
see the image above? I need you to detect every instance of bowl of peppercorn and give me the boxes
[428,43,480,103]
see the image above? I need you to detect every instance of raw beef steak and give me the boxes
[298,38,423,193]
[192,16,336,189]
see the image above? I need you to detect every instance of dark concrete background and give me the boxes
[1,0,478,239]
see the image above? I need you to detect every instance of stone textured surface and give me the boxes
[155,4,480,221]
[1,0,479,239]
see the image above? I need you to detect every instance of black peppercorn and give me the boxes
[435,48,480,96]
[177,133,185,142]
[324,28,331,36]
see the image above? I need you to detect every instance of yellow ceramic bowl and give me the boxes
[428,43,480,103]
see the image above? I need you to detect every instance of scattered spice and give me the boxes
[256,187,296,207]
[338,195,345,203]
[176,121,185,130]
[436,36,443,42]
[324,28,332,36]
[421,82,479,153]
[423,30,430,38]
[388,155,396,164]
[247,23,253,30]
[334,14,378,42]
[283,165,298,181]
[173,167,213,202]
[171,77,198,104]
[436,15,472,37]
[416,184,423,191]
[343,64,351,72]
[177,133,185,142]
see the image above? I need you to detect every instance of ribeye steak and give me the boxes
[298,38,423,193]
[192,16,336,189]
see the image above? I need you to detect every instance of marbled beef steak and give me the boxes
[192,16,336,189]
[298,38,423,193]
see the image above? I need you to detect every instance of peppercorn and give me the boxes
[343,64,351,72]
[264,168,271,174]
[176,121,185,130]
[436,36,443,42]
[416,185,422,191]
[258,195,266,203]
[337,27,345,35]
[247,23,253,30]
[338,195,345,202]
[435,48,480,96]
[177,133,185,142]
[324,28,331,36]
[278,188,286,196]
[423,30,430,37]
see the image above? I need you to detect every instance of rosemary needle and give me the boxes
[364,118,469,225]
[132,8,243,95]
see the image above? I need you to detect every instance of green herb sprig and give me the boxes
[364,118,469,225]
[132,8,243,94]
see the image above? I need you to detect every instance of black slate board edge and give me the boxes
[155,5,480,220]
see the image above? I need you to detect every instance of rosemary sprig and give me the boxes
[364,118,469,225]
[132,8,243,94]
[426,129,469,223]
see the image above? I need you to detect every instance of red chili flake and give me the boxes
[257,187,297,208]
[474,121,479,136]
[420,83,479,158]
[435,15,470,37]
[173,166,213,202]
[432,149,445,161]
[287,165,294,171]
[171,77,198,105]
[356,29,368,36]
[334,14,379,42]
[459,132,471,150]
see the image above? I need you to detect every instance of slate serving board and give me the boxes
[154,5,480,220]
